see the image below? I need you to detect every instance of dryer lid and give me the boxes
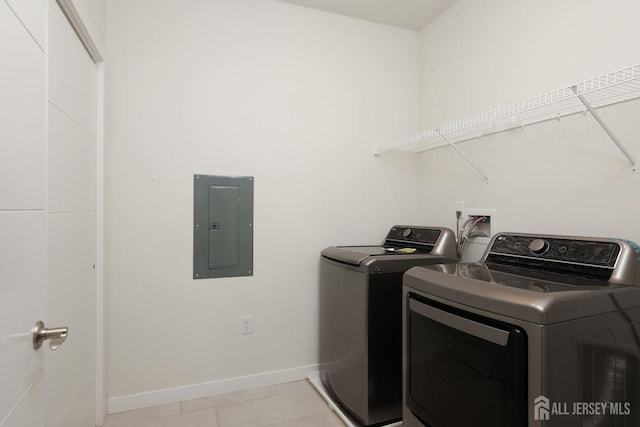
[322,245,430,265]
[404,263,640,324]
[321,246,455,273]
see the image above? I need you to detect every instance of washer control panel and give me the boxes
[488,234,621,268]
[385,226,442,246]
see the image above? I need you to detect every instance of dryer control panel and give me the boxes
[483,233,640,285]
[488,234,620,267]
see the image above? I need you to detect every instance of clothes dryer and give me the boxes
[403,232,640,427]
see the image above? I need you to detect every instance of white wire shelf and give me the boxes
[376,64,640,155]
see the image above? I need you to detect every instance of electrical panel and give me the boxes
[193,175,253,279]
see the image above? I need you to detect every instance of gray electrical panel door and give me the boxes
[208,185,239,268]
[194,175,253,279]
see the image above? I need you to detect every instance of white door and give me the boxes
[47,0,99,425]
[0,1,100,426]
[0,0,48,425]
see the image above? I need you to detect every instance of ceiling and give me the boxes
[279,0,458,31]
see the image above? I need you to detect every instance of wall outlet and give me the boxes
[456,201,465,214]
[241,315,253,335]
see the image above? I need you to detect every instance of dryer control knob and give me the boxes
[402,228,413,238]
[529,239,549,255]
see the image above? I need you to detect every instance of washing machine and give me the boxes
[402,232,640,427]
[319,225,457,426]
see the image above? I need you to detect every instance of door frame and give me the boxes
[53,1,105,424]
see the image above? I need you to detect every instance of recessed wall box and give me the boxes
[193,175,253,279]
[464,208,495,245]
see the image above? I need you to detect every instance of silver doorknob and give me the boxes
[32,321,68,350]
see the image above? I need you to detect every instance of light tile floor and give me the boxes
[103,380,345,427]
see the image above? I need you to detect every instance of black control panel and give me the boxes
[487,234,621,268]
[384,226,442,247]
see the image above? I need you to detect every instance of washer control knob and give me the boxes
[529,239,549,255]
[402,228,414,238]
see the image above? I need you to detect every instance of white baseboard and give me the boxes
[108,364,320,415]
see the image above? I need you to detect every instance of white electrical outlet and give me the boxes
[456,201,465,213]
[241,316,253,334]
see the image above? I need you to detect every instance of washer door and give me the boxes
[406,293,528,427]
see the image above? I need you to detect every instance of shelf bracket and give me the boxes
[571,86,637,172]
[438,130,490,182]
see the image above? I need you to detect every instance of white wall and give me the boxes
[419,0,640,129]
[417,0,640,259]
[71,0,105,55]
[104,0,421,409]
